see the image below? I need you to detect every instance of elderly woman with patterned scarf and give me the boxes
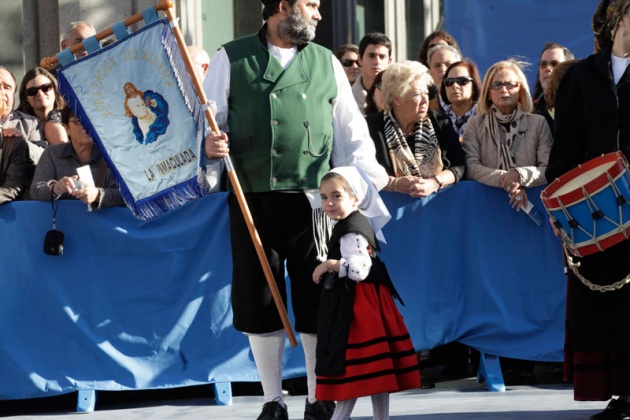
[462,59,553,212]
[366,60,466,198]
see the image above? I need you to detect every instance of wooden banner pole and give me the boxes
[162,5,298,347]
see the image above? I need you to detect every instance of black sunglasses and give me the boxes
[444,77,473,87]
[25,83,53,97]
[340,59,360,67]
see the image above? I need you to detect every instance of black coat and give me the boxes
[546,43,630,182]
[533,94,554,133]
[547,43,630,352]
[0,134,28,204]
[365,110,466,181]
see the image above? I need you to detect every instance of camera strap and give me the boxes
[51,194,60,230]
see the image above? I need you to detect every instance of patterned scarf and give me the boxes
[444,103,476,137]
[383,110,443,178]
[484,104,526,170]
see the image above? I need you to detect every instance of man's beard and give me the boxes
[276,7,317,45]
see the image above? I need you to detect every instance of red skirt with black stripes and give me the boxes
[315,282,421,401]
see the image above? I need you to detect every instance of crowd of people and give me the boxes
[2,0,630,419]
[0,21,210,210]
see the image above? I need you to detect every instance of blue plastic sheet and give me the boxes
[0,182,565,400]
[445,0,594,89]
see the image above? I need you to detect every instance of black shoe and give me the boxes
[590,398,630,420]
[420,377,436,389]
[257,399,288,420]
[304,398,335,420]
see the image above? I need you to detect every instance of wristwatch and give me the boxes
[433,174,444,190]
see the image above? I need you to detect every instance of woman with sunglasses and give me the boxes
[335,43,362,85]
[17,67,67,145]
[439,60,482,142]
[30,105,123,210]
[366,60,466,198]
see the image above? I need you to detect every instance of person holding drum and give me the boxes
[545,1,630,418]
[462,58,553,385]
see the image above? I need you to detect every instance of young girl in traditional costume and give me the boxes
[313,166,421,420]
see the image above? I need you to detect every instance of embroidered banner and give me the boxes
[58,19,207,219]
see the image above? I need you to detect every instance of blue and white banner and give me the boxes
[58,18,207,219]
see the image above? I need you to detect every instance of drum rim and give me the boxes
[541,151,627,209]
[565,224,630,257]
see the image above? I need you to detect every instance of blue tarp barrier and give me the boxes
[445,0,594,90]
[0,182,565,400]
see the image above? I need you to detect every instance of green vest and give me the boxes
[223,32,337,192]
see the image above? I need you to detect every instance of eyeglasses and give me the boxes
[539,60,560,69]
[374,82,382,90]
[489,81,520,91]
[25,83,53,97]
[444,76,473,87]
[340,59,360,67]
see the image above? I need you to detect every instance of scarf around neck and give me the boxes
[444,103,476,137]
[485,104,526,170]
[382,110,443,178]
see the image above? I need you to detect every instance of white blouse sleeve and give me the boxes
[338,233,373,281]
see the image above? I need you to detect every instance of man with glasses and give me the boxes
[352,32,393,112]
[532,42,574,131]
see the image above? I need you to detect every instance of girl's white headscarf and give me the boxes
[329,166,392,243]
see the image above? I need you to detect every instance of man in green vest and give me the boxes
[203,1,387,419]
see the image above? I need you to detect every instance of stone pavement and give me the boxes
[1,368,609,420]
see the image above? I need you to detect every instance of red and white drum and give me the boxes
[541,151,630,257]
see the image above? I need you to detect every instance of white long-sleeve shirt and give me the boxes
[338,232,372,281]
[202,42,388,192]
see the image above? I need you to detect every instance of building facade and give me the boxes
[2,0,440,90]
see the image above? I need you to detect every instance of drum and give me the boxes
[541,151,630,257]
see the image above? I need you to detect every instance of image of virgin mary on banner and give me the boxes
[57,18,208,219]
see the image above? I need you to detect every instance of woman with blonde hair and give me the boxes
[366,60,466,198]
[463,59,552,209]
[462,58,553,385]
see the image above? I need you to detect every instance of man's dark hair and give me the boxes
[532,42,574,100]
[262,0,298,21]
[358,32,392,58]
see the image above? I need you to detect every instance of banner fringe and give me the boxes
[58,18,209,220]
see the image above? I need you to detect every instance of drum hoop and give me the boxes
[541,151,628,209]
[565,223,630,257]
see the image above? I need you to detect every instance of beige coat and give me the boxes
[461,112,552,188]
